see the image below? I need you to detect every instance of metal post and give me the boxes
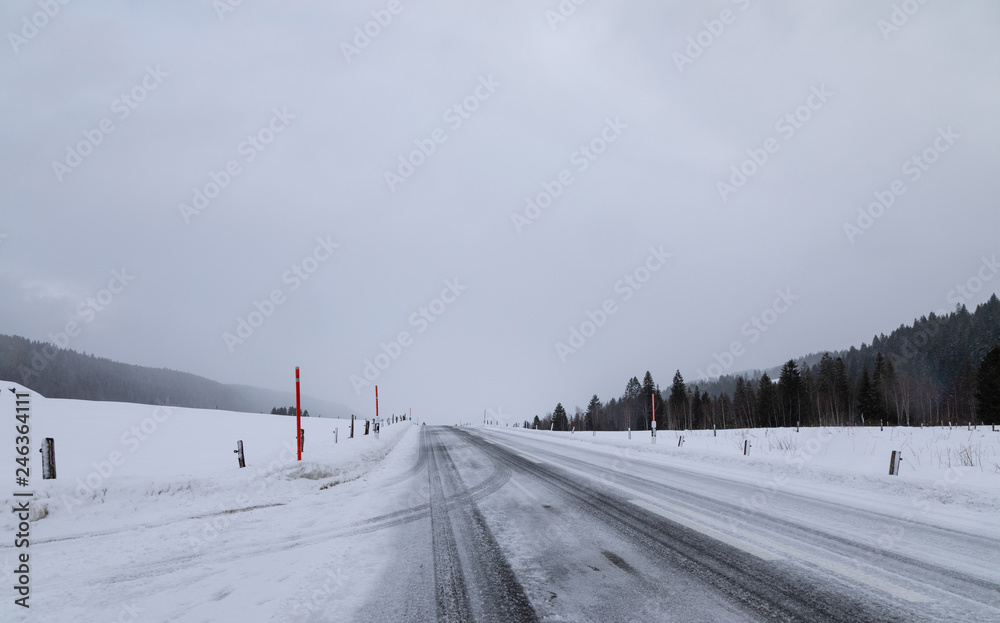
[40,438,56,479]
[351,414,355,438]
[299,429,305,453]
[744,439,749,456]
[335,428,338,444]
[234,440,246,468]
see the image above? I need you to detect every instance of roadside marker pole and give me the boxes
[295,367,302,461]
[651,393,657,444]
[375,385,380,428]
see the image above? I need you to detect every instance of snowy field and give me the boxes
[0,382,416,622]
[0,382,407,535]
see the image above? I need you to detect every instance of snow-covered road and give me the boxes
[354,425,1000,622]
[6,418,999,622]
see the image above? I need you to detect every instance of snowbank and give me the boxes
[0,382,408,539]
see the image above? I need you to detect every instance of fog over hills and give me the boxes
[0,333,358,418]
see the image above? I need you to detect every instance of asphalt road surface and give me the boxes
[353,426,1000,622]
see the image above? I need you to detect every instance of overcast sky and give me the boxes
[2,1,998,423]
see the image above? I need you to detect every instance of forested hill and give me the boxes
[0,333,354,417]
[536,294,1000,432]
[698,294,1000,409]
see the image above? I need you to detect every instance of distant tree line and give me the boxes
[0,333,336,415]
[271,406,310,417]
[531,295,1000,430]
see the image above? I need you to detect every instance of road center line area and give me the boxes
[341,426,1000,622]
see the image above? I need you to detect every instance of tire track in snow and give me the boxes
[427,427,538,622]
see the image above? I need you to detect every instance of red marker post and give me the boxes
[651,392,657,444]
[296,367,302,461]
[375,385,379,423]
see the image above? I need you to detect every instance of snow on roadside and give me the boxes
[478,424,1000,534]
[0,382,422,623]
[0,382,408,539]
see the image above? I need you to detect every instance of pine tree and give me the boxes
[641,371,657,429]
[975,345,1000,425]
[718,391,732,429]
[668,370,687,430]
[834,357,850,425]
[552,403,569,431]
[624,376,642,430]
[873,353,890,424]
[585,394,602,431]
[687,385,704,429]
[700,390,712,429]
[777,360,801,428]
[734,376,756,428]
[756,372,776,428]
